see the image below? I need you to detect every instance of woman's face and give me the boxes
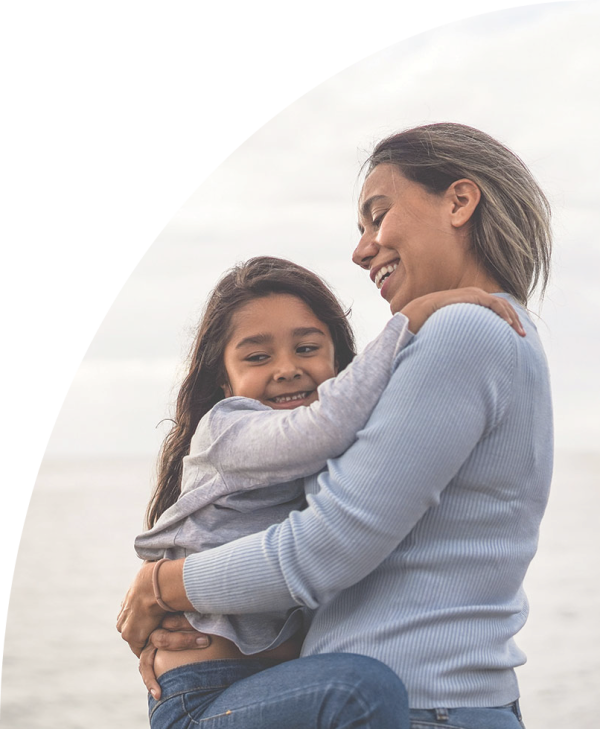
[354,163,480,311]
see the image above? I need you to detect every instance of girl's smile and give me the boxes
[221,294,338,409]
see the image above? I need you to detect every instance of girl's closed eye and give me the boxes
[296,344,320,355]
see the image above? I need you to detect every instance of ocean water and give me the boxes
[1,451,598,728]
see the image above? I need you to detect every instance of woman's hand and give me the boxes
[116,561,167,657]
[117,558,194,657]
[397,288,526,336]
[139,614,212,699]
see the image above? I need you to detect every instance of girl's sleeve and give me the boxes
[182,304,518,613]
[203,313,413,492]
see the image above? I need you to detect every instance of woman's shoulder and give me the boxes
[416,301,521,354]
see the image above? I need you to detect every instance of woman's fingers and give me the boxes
[139,644,161,700]
[148,627,211,650]
[139,626,213,701]
[160,613,195,631]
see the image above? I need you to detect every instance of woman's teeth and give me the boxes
[272,392,309,403]
[375,263,398,289]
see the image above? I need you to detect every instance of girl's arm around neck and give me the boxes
[204,314,412,491]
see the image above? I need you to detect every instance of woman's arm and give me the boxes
[182,303,518,613]
[190,289,522,493]
[122,295,523,652]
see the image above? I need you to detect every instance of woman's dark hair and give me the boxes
[365,123,552,304]
[146,256,356,528]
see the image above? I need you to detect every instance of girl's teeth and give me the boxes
[375,263,398,289]
[275,392,307,403]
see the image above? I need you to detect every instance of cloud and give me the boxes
[47,3,600,455]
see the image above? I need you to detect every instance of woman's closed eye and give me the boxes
[372,211,387,230]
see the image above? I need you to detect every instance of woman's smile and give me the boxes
[372,261,400,291]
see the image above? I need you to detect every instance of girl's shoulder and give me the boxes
[208,396,271,424]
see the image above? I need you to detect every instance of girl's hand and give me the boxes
[139,614,212,699]
[398,288,526,336]
[116,561,167,657]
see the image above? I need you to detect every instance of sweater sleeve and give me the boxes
[183,304,517,613]
[203,313,413,491]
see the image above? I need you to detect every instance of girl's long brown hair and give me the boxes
[145,256,356,528]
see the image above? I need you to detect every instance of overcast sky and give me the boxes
[45,1,600,457]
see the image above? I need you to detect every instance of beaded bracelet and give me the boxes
[152,558,179,612]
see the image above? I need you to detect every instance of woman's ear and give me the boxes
[447,179,481,229]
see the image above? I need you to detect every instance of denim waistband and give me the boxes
[409,700,523,726]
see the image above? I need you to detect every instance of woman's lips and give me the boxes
[374,262,399,289]
[371,260,400,300]
[379,263,400,300]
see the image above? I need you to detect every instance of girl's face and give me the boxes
[353,163,481,312]
[222,294,337,410]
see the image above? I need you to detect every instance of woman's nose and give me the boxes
[352,233,379,270]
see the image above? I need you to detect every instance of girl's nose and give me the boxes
[352,233,379,270]
[274,358,303,382]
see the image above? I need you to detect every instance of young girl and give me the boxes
[131,255,523,728]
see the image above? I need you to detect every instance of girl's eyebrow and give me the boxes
[293,327,326,338]
[234,327,326,350]
[235,333,272,349]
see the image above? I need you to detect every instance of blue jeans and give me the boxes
[148,654,409,728]
[409,702,525,728]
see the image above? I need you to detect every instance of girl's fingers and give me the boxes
[491,299,525,336]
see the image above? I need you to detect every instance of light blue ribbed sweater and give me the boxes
[184,298,553,709]
[135,313,412,653]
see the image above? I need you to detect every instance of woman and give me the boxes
[118,122,553,728]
